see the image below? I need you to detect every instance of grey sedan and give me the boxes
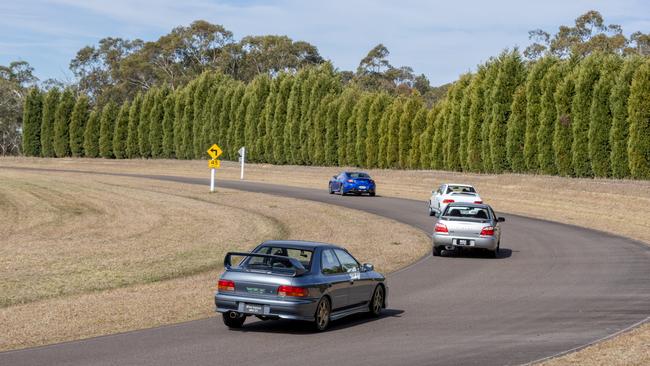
[214,240,387,331]
[432,202,505,258]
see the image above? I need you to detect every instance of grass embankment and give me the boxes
[0,168,429,351]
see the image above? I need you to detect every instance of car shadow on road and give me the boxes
[230,308,404,334]
[441,247,513,259]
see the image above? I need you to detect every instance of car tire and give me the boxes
[433,245,442,256]
[369,192,376,197]
[489,241,500,258]
[428,205,435,216]
[369,285,384,317]
[314,297,331,331]
[222,312,245,329]
[328,183,334,194]
[340,188,346,196]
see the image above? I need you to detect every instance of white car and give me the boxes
[428,183,483,216]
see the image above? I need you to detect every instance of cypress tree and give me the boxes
[182,82,199,159]
[40,88,60,157]
[227,85,245,160]
[466,65,487,171]
[149,87,168,158]
[307,65,339,164]
[589,54,622,177]
[420,106,439,169]
[537,62,568,175]
[260,76,280,162]
[53,88,75,157]
[408,107,427,169]
[572,53,603,177]
[627,59,650,179]
[553,70,576,176]
[69,95,89,157]
[365,93,390,168]
[354,94,373,167]
[173,90,187,158]
[377,100,393,168]
[126,93,142,158]
[458,76,474,171]
[273,77,293,164]
[609,56,644,178]
[336,88,357,165]
[233,86,252,159]
[83,110,100,158]
[431,101,448,170]
[21,88,43,156]
[207,85,227,154]
[399,94,423,168]
[99,101,118,158]
[505,85,527,172]
[113,101,130,159]
[191,74,212,159]
[445,75,470,171]
[524,56,556,171]
[284,72,304,164]
[244,75,270,162]
[386,98,404,168]
[481,61,500,172]
[313,95,335,165]
[324,97,341,166]
[138,90,154,158]
[489,50,526,173]
[162,92,176,158]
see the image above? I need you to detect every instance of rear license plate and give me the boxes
[359,186,366,189]
[454,239,474,246]
[244,303,263,314]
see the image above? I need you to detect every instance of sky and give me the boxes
[1,0,649,86]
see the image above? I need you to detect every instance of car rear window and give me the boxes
[446,185,476,194]
[245,246,313,270]
[348,172,370,179]
[443,206,491,220]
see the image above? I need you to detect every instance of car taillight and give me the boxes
[277,285,308,297]
[474,201,483,204]
[218,279,235,292]
[434,222,448,233]
[442,199,455,204]
[347,179,354,183]
[480,226,495,236]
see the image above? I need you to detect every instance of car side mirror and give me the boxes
[362,263,374,272]
[498,217,506,222]
[332,175,337,179]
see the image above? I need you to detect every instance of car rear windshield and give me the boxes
[244,246,313,271]
[446,185,476,194]
[348,172,370,179]
[443,206,491,220]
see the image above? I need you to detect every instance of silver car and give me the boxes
[214,240,387,331]
[432,202,505,258]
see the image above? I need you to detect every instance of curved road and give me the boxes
[2,169,649,366]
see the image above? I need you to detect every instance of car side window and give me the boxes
[321,249,343,275]
[333,249,360,273]
[489,208,497,220]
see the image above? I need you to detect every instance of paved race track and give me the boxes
[2,169,649,366]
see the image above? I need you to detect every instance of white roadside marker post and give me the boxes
[210,167,216,192]
[239,146,246,180]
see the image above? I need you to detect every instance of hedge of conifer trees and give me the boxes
[21,52,650,179]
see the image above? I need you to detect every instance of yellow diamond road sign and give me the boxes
[207,144,223,159]
[209,159,221,169]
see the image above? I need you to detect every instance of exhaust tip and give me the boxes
[228,311,239,319]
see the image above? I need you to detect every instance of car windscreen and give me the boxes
[244,246,313,271]
[442,206,491,220]
[348,172,370,179]
[446,185,476,194]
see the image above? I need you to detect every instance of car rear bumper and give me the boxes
[215,292,318,321]
[432,234,498,250]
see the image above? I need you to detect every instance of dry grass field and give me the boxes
[0,157,648,365]
[0,167,429,351]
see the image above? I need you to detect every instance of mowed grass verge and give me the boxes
[0,168,430,351]
[1,157,647,366]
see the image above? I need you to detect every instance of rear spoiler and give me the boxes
[224,252,307,276]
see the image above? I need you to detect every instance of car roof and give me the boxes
[344,171,369,175]
[259,240,342,250]
[445,183,474,187]
[446,202,489,208]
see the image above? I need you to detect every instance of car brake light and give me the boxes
[434,222,448,233]
[480,226,495,236]
[442,199,455,204]
[347,179,354,183]
[277,285,308,297]
[218,279,235,292]
[474,201,483,204]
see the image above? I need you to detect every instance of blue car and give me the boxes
[329,172,376,196]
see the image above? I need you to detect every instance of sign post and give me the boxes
[207,144,223,192]
[238,146,245,180]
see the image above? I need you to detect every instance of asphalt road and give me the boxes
[2,169,649,366]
